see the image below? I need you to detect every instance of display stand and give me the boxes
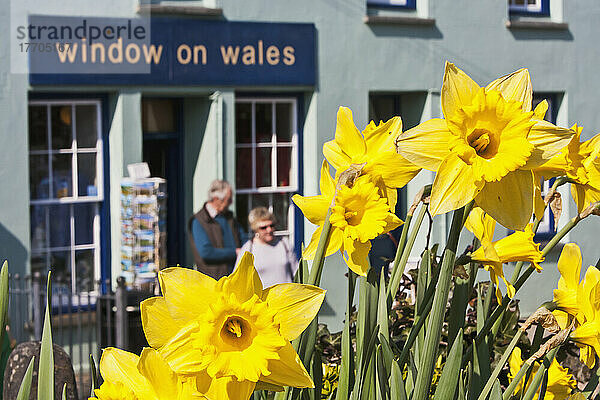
[120,177,166,289]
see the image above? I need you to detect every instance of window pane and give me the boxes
[236,103,252,144]
[49,250,70,278]
[235,193,250,233]
[76,105,98,148]
[29,105,48,151]
[277,147,292,187]
[78,153,98,196]
[30,154,49,199]
[74,203,95,245]
[48,204,71,248]
[272,193,290,231]
[236,148,252,189]
[369,96,396,123]
[250,193,270,210]
[51,105,73,150]
[75,249,95,292]
[255,103,272,143]
[31,253,48,275]
[142,99,176,133]
[52,154,72,198]
[275,103,293,142]
[256,147,272,187]
[30,205,48,250]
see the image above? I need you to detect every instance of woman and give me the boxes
[235,207,297,288]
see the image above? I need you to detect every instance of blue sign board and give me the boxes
[27,16,316,86]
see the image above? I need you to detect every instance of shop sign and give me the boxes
[27,16,315,86]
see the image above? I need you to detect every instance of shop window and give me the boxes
[235,98,298,241]
[367,0,416,9]
[28,100,103,293]
[508,0,550,16]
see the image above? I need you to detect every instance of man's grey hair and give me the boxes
[208,179,232,200]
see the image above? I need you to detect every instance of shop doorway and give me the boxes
[142,98,184,266]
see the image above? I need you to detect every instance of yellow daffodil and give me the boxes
[292,161,403,276]
[465,207,544,303]
[570,264,600,368]
[321,364,339,398]
[552,243,584,327]
[92,347,199,400]
[535,125,600,213]
[323,107,420,211]
[397,62,573,230]
[508,346,576,400]
[140,253,326,400]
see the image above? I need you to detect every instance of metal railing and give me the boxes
[7,273,150,399]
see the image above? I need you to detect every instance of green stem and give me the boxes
[502,361,532,400]
[308,208,333,286]
[463,213,583,366]
[411,206,465,400]
[396,213,413,263]
[521,346,561,400]
[388,203,428,299]
[478,328,525,400]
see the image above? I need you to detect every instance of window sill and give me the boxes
[137,4,223,17]
[363,15,435,26]
[505,19,568,30]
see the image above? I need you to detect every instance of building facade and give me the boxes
[2,0,600,329]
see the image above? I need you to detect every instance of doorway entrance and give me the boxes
[141,98,184,266]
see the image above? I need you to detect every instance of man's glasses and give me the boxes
[257,224,275,231]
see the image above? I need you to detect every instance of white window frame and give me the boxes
[28,100,103,294]
[508,0,544,14]
[235,97,298,241]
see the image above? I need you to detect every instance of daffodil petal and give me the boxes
[302,226,343,260]
[138,348,179,399]
[485,68,532,112]
[140,297,183,348]
[396,118,453,171]
[343,238,371,277]
[430,154,482,217]
[261,342,314,388]
[523,120,574,169]
[335,107,366,161]
[255,381,285,392]
[475,169,534,231]
[533,99,549,119]
[159,322,204,374]
[557,243,582,294]
[99,348,153,398]
[363,116,402,153]
[219,251,263,300]
[196,372,256,400]
[441,62,481,120]
[323,140,349,172]
[292,194,330,226]
[159,267,217,322]
[319,159,336,198]
[366,152,421,189]
[261,283,325,340]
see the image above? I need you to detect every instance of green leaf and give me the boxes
[490,379,502,400]
[354,324,379,400]
[458,369,466,400]
[336,272,357,400]
[38,272,54,400]
[16,356,35,400]
[522,347,560,400]
[377,271,389,340]
[390,360,407,400]
[433,329,463,400]
[310,349,323,400]
[61,383,67,400]
[90,354,98,396]
[378,334,394,377]
[375,345,389,400]
[0,261,9,344]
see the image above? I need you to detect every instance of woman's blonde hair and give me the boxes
[248,207,277,232]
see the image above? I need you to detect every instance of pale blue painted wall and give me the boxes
[1,0,600,330]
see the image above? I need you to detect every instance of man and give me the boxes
[188,180,246,279]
